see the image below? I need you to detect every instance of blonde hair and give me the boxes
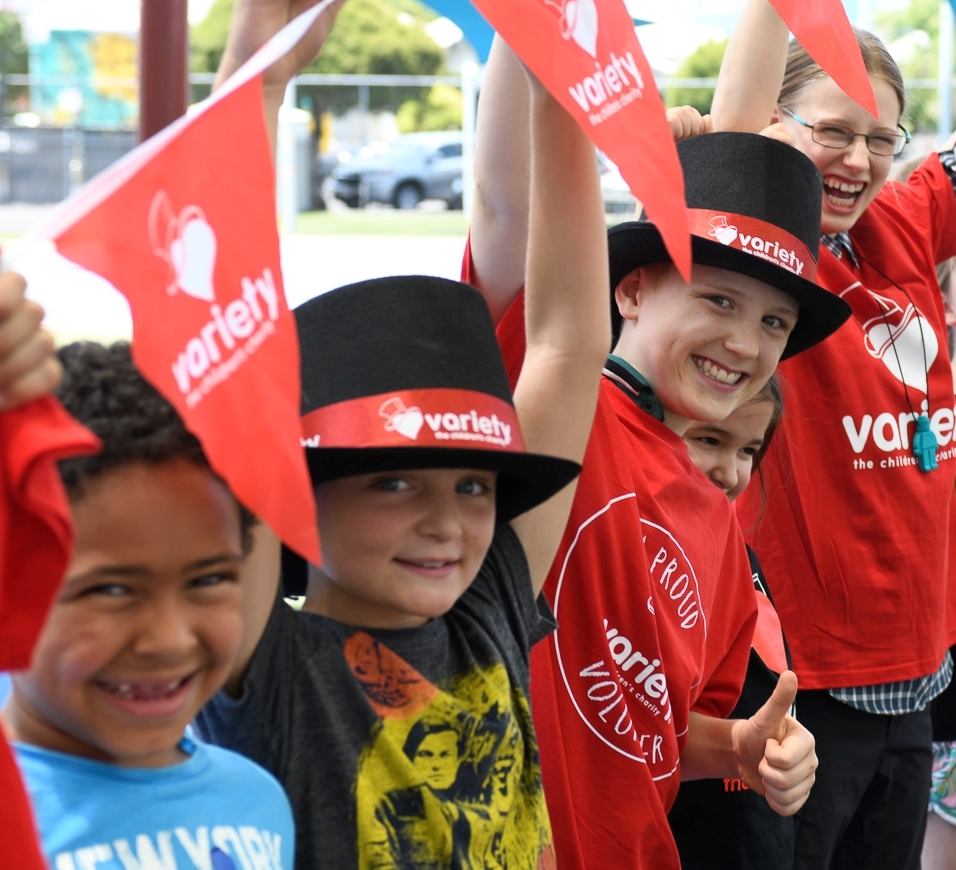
[778,28,905,118]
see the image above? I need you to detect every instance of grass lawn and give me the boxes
[0,204,631,246]
[285,207,633,235]
[288,208,470,236]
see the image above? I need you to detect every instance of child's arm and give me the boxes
[470,39,712,324]
[225,522,282,696]
[469,37,533,326]
[215,0,342,694]
[681,670,817,816]
[215,0,347,156]
[0,271,60,410]
[710,0,789,133]
[505,72,609,594]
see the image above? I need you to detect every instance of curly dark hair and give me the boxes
[55,341,256,549]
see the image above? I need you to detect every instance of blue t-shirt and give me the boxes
[15,737,295,870]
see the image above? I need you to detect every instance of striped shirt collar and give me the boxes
[821,232,860,269]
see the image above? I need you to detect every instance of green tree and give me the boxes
[191,0,445,112]
[875,0,938,131]
[664,38,726,115]
[396,83,461,132]
[0,12,29,113]
[190,0,235,80]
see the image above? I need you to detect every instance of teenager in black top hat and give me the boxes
[465,35,846,870]
[194,3,611,868]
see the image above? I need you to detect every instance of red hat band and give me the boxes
[300,388,526,453]
[689,208,817,282]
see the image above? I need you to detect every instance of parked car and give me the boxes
[599,154,638,215]
[330,131,463,210]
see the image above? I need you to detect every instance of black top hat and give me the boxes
[608,132,851,359]
[281,275,582,594]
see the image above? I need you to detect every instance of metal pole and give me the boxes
[359,83,369,144]
[939,0,955,144]
[278,79,298,232]
[139,0,189,142]
[460,61,478,217]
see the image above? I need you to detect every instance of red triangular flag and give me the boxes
[51,76,319,567]
[0,396,100,671]
[469,0,691,281]
[8,4,344,570]
[768,0,878,116]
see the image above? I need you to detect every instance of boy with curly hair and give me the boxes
[2,342,295,870]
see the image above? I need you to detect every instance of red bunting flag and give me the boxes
[470,0,690,281]
[9,4,338,570]
[767,0,877,116]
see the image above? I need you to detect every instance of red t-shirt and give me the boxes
[463,248,757,868]
[737,154,956,688]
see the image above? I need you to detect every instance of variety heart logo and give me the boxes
[169,217,218,302]
[564,0,598,57]
[392,407,424,440]
[149,192,219,302]
[864,305,939,394]
[380,397,425,440]
[855,290,939,394]
[708,215,738,246]
[545,0,599,58]
[713,225,738,246]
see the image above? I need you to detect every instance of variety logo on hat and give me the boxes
[380,397,425,441]
[707,215,738,247]
[300,389,518,452]
[690,208,812,280]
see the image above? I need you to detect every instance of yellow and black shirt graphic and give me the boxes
[194,524,557,870]
[347,631,554,869]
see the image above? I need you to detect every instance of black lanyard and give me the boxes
[602,355,664,422]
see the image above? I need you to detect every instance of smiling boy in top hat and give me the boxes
[463,37,851,869]
[193,1,610,867]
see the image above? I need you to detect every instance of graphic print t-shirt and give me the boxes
[15,739,295,870]
[195,523,556,870]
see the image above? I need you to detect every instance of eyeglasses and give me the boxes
[778,106,911,157]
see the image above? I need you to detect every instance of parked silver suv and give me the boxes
[330,131,463,210]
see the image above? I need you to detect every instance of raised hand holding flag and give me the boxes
[469,0,691,281]
[3,1,352,572]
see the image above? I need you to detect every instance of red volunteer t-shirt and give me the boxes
[463,246,757,868]
[737,154,956,688]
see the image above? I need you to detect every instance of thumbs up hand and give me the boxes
[730,670,817,816]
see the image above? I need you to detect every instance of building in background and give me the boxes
[6,0,138,128]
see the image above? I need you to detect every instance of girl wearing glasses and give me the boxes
[712,4,956,870]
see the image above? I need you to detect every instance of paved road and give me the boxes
[3,207,468,344]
